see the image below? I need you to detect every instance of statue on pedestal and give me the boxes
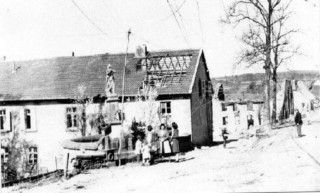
[103,64,121,124]
[105,64,117,98]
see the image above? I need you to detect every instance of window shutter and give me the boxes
[31,108,37,131]
[198,79,202,97]
[205,81,209,97]
[66,108,70,128]
[5,110,10,131]
[24,109,28,129]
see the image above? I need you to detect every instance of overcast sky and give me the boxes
[0,0,319,77]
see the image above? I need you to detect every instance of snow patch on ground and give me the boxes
[3,112,320,193]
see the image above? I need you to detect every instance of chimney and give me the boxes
[142,44,148,56]
[72,52,75,57]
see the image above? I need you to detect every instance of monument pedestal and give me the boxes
[103,95,122,125]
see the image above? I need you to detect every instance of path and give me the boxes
[3,123,320,193]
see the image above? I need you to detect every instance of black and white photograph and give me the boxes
[0,0,320,192]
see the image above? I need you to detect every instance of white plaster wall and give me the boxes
[1,104,86,172]
[212,100,239,139]
[212,100,222,132]
[252,104,261,125]
[226,106,236,132]
[170,99,192,136]
[122,99,192,136]
[238,104,248,131]
[1,99,192,172]
[33,104,82,171]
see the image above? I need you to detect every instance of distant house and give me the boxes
[0,48,213,175]
[275,80,316,123]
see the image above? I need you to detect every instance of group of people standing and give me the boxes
[134,122,180,165]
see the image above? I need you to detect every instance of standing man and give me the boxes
[247,115,254,130]
[294,109,303,137]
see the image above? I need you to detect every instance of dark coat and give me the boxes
[171,129,180,153]
[222,130,229,140]
[295,112,303,125]
[248,118,254,127]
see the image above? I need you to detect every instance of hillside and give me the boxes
[213,70,320,82]
[212,70,320,102]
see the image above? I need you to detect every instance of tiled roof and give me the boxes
[0,49,200,101]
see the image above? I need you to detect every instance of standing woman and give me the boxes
[158,123,169,155]
[171,122,180,162]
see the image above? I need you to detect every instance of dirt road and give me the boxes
[3,123,320,193]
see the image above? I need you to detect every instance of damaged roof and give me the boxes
[0,49,201,101]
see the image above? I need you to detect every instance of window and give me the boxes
[1,148,9,164]
[160,102,171,115]
[222,116,228,125]
[66,107,78,128]
[221,103,227,111]
[25,109,31,129]
[202,80,206,97]
[247,102,253,111]
[28,147,38,165]
[0,110,6,130]
[199,80,208,98]
[232,104,237,111]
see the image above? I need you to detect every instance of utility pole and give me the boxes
[118,29,131,166]
[0,146,2,184]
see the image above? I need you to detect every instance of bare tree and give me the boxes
[73,84,93,136]
[3,109,30,181]
[136,86,161,129]
[223,0,301,125]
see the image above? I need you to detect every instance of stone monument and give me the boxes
[104,64,121,125]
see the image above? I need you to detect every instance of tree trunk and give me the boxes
[264,0,273,131]
[272,72,277,124]
[81,105,86,136]
[264,67,271,126]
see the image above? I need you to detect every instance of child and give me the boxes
[222,128,229,148]
[141,140,151,166]
[134,135,142,162]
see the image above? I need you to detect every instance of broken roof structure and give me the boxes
[0,49,204,102]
